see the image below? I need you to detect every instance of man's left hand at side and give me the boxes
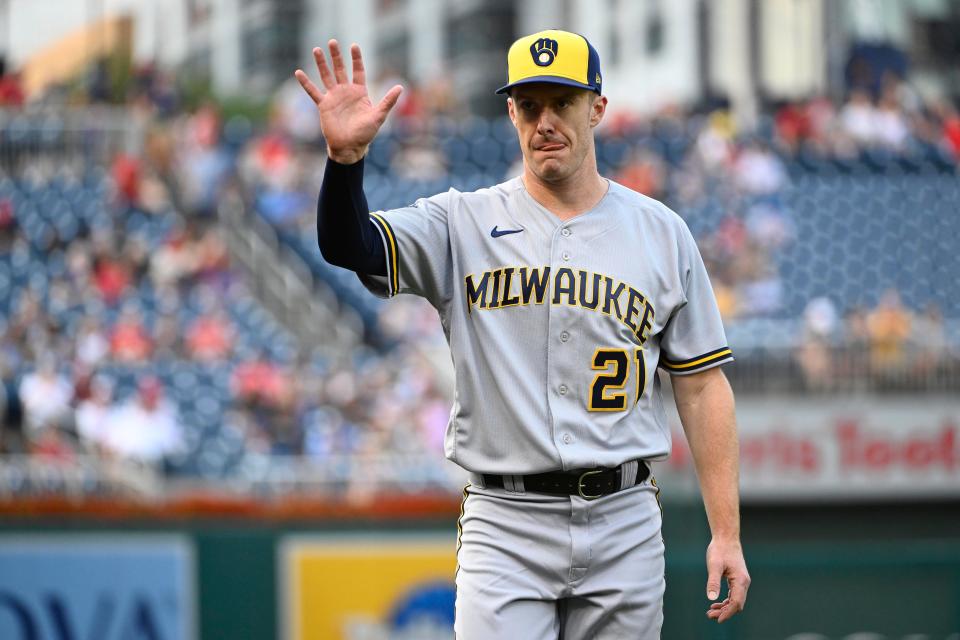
[704,536,751,623]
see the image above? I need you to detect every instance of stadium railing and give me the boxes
[0,106,141,169]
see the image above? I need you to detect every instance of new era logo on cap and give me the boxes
[497,29,602,95]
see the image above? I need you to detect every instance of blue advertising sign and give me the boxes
[0,535,194,640]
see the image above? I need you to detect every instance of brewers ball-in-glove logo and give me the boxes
[530,38,559,66]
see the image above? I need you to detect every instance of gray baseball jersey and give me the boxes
[359,176,732,475]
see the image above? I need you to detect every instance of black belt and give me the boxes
[483,461,650,501]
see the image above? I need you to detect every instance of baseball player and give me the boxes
[296,29,750,638]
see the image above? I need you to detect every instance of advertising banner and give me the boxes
[0,535,194,640]
[281,534,457,640]
[655,396,960,501]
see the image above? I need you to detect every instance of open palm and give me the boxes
[295,40,403,164]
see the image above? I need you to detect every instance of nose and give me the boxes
[536,108,557,136]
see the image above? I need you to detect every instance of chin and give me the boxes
[533,159,571,182]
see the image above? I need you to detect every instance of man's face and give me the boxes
[507,84,606,183]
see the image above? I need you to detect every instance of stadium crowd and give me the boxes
[0,67,452,484]
[0,56,958,488]
[0,169,451,484]
[218,63,959,354]
[794,291,950,392]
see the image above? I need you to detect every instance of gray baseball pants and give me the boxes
[454,470,665,639]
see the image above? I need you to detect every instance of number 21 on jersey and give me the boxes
[588,348,647,411]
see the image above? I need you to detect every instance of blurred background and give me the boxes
[0,0,958,638]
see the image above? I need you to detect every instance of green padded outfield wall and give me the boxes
[2,498,959,640]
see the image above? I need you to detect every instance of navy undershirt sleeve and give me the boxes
[316,157,387,276]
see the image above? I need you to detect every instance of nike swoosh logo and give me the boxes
[491,226,524,238]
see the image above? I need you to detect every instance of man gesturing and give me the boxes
[298,31,750,638]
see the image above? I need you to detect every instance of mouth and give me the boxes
[535,143,566,152]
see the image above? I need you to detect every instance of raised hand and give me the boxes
[294,40,403,164]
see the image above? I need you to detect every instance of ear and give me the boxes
[507,97,517,128]
[589,95,608,128]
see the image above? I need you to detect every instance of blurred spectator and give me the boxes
[243,132,318,228]
[615,150,666,199]
[18,354,73,435]
[694,110,735,172]
[711,278,741,321]
[415,388,449,456]
[795,297,839,391]
[194,226,232,288]
[112,154,142,207]
[391,80,426,126]
[733,141,787,195]
[76,375,115,454]
[774,100,811,151]
[421,73,461,120]
[910,304,947,378]
[874,84,909,150]
[940,102,960,157]
[0,56,25,107]
[273,77,323,142]
[840,89,878,145]
[714,215,749,257]
[0,199,16,250]
[131,63,180,117]
[75,317,110,367]
[151,222,198,287]
[841,306,871,378]
[867,289,912,376]
[110,306,153,362]
[103,377,183,466]
[744,203,794,249]
[87,58,112,103]
[251,128,295,186]
[232,353,289,408]
[0,359,24,453]
[71,363,95,405]
[186,307,234,361]
[92,236,132,304]
[31,426,76,462]
[805,96,837,146]
[178,104,233,217]
[124,235,152,283]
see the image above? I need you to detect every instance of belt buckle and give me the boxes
[577,469,605,500]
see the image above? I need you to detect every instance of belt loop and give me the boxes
[503,475,526,493]
[512,474,525,493]
[619,460,639,491]
[469,472,487,489]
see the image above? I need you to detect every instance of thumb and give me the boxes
[376,84,404,122]
[706,557,723,601]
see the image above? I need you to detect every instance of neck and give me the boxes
[521,153,608,221]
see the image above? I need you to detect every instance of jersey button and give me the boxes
[560,331,570,342]
[558,384,568,395]
[562,433,572,444]
[562,252,571,261]
[561,228,571,237]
